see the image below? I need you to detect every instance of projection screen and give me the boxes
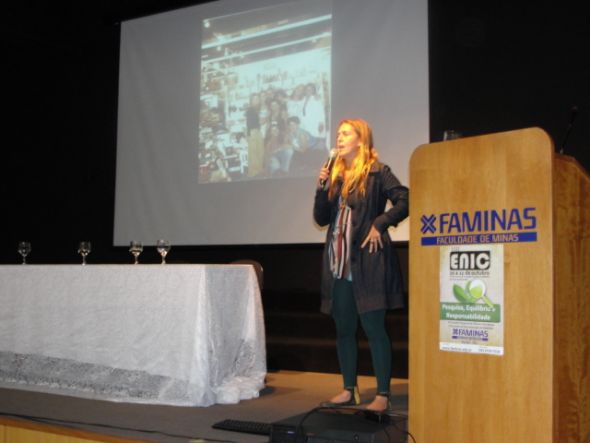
[114,0,428,245]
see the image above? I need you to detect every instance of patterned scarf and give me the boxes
[329,198,352,279]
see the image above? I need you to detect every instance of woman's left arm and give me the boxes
[372,165,409,233]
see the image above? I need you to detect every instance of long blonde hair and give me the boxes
[329,118,378,200]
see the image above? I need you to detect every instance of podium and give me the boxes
[408,128,590,443]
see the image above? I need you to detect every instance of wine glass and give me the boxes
[129,241,143,264]
[443,129,462,141]
[156,239,171,264]
[78,241,91,265]
[18,241,31,265]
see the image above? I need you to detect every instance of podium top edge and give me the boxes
[410,127,553,165]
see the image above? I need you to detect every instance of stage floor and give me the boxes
[0,370,409,442]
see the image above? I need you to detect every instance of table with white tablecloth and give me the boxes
[0,264,266,406]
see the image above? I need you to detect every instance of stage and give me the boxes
[0,370,409,443]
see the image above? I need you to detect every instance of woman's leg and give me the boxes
[330,279,359,400]
[359,309,392,410]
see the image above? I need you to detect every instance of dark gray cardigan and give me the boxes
[313,162,409,314]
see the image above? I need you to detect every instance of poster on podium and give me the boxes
[439,244,504,355]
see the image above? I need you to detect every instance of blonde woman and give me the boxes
[313,118,409,412]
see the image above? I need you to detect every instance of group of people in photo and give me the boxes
[246,82,328,178]
[199,79,329,183]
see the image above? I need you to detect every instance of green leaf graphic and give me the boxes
[453,284,474,303]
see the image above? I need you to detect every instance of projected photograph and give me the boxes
[198,0,332,183]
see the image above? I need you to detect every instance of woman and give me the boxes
[313,118,409,412]
[246,93,264,177]
[266,122,291,175]
[301,82,326,141]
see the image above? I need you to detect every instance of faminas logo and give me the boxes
[420,207,538,246]
[422,207,536,234]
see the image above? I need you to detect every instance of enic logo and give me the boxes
[450,251,491,271]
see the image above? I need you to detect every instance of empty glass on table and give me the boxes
[129,241,143,264]
[78,241,91,265]
[18,241,31,265]
[156,239,171,264]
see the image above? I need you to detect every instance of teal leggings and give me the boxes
[331,279,391,394]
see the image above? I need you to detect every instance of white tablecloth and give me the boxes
[0,264,266,406]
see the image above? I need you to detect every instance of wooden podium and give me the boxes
[408,128,589,443]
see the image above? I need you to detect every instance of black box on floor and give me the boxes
[270,409,406,443]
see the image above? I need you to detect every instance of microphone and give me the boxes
[319,148,338,187]
[559,105,578,154]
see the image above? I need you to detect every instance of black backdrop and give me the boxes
[3,0,589,284]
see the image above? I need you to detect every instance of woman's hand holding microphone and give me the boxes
[318,148,338,189]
